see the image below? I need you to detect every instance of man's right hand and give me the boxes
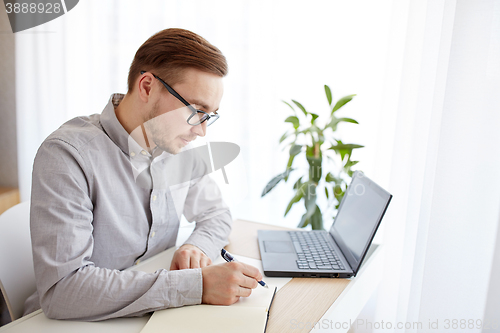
[201,261,263,305]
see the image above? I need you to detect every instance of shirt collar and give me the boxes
[100,93,135,156]
[101,93,171,160]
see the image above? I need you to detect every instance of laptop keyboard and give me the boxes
[289,231,345,270]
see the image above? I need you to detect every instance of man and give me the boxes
[24,28,262,321]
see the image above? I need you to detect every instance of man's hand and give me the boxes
[170,244,212,270]
[201,261,263,305]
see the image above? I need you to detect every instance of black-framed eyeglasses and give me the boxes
[140,71,219,126]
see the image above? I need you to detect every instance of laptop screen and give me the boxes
[329,171,392,272]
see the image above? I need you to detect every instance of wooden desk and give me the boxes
[226,220,352,333]
[0,188,20,216]
[0,219,382,333]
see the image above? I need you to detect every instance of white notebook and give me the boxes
[132,248,289,333]
[139,285,277,333]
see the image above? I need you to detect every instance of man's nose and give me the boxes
[191,121,207,137]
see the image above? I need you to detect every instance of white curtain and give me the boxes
[15,0,500,330]
[367,0,500,332]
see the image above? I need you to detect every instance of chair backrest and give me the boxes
[0,201,36,321]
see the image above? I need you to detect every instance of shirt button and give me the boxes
[141,150,148,156]
[152,195,157,201]
[130,152,136,157]
[151,231,156,238]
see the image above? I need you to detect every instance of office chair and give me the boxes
[0,201,36,322]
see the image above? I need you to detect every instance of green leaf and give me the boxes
[286,155,295,173]
[282,100,296,114]
[325,186,329,199]
[330,142,361,161]
[325,172,338,183]
[326,117,340,132]
[310,206,323,230]
[289,144,302,156]
[293,176,303,190]
[286,144,302,172]
[297,216,310,228]
[324,85,332,105]
[334,189,345,211]
[298,189,317,228]
[347,168,356,177]
[344,160,359,169]
[331,94,356,114]
[326,117,359,133]
[284,182,307,216]
[292,100,308,116]
[338,117,358,124]
[330,143,364,151]
[285,116,300,130]
[333,182,344,199]
[339,149,349,161]
[261,168,294,197]
[279,131,290,144]
[305,145,312,156]
[310,113,319,125]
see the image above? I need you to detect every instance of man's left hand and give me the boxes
[170,244,212,270]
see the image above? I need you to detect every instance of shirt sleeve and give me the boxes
[30,139,203,321]
[181,174,233,262]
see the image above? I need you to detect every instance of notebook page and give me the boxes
[140,305,268,333]
[134,249,291,332]
[140,287,277,333]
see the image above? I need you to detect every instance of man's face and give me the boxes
[143,68,223,154]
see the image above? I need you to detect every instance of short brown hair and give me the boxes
[127,28,228,92]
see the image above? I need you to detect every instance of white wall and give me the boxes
[0,4,18,188]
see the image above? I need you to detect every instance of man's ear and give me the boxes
[137,72,155,103]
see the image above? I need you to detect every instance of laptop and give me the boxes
[258,171,392,278]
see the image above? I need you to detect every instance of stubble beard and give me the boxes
[143,102,180,155]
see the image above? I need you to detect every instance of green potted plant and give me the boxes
[261,85,363,230]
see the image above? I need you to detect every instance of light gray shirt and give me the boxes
[24,94,232,321]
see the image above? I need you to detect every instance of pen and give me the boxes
[220,249,269,289]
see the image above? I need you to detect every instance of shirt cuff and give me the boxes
[160,268,203,307]
[183,238,225,263]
